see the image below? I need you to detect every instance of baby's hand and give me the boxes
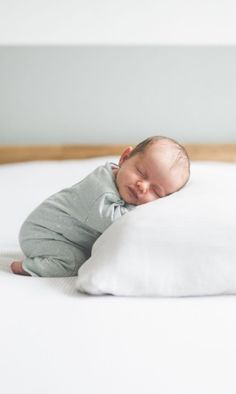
[11,261,31,276]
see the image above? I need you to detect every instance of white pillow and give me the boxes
[76,162,236,297]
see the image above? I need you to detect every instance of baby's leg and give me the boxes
[20,239,89,277]
[11,261,31,276]
[19,221,90,277]
[21,255,80,277]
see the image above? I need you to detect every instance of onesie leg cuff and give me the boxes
[22,259,40,277]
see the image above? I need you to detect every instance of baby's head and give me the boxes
[114,136,190,205]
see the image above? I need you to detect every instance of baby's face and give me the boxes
[114,142,187,205]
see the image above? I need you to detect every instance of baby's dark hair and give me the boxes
[130,135,190,188]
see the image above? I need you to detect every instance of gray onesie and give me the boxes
[19,162,134,277]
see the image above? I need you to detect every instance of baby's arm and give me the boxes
[72,164,135,233]
[11,261,31,276]
[86,192,134,233]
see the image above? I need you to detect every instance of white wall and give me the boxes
[1,1,236,144]
[1,46,236,144]
[1,0,236,45]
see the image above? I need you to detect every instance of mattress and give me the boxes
[1,158,236,394]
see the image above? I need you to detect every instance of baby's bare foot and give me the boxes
[11,261,31,276]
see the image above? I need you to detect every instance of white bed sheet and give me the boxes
[1,158,236,394]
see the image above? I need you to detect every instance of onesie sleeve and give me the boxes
[85,191,133,233]
[55,162,135,233]
[74,162,134,233]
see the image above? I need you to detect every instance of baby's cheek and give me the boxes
[116,183,126,201]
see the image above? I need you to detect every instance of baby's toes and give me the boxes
[11,261,30,276]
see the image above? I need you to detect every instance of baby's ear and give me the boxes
[119,146,133,166]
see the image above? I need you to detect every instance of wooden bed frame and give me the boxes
[0,144,236,164]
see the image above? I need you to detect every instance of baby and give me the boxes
[11,136,190,277]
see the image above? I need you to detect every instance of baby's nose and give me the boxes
[137,180,149,193]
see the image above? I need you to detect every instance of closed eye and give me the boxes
[136,167,145,177]
[152,187,161,198]
[154,191,160,198]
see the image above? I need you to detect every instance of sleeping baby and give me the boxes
[11,136,190,277]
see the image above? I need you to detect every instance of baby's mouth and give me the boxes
[127,186,138,201]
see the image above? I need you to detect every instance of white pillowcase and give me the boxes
[76,162,236,297]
